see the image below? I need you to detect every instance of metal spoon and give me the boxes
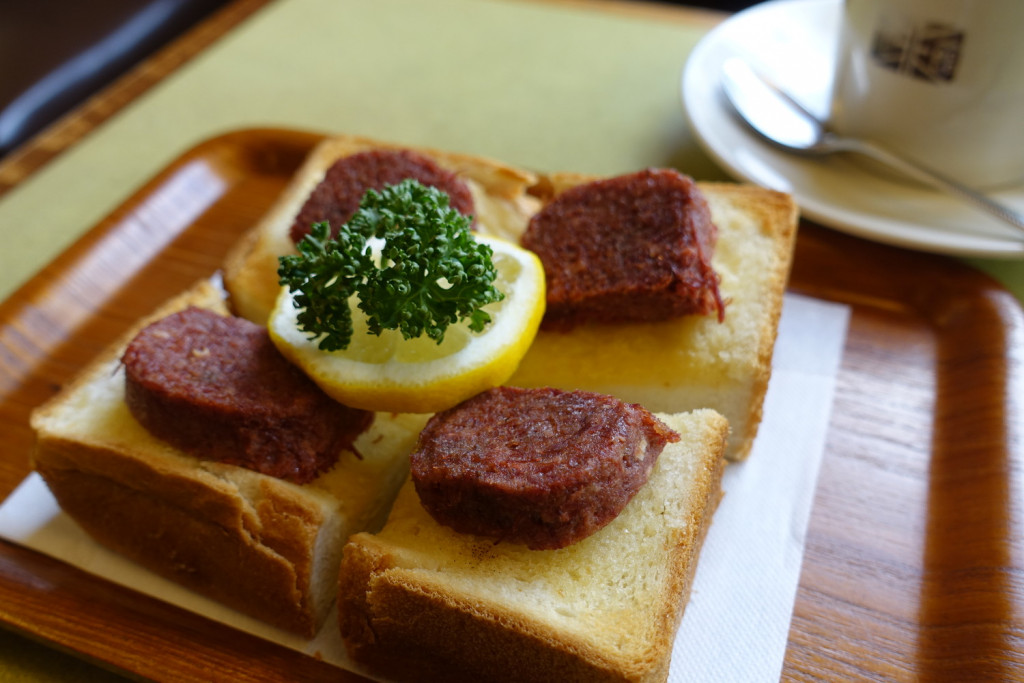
[719,57,1024,234]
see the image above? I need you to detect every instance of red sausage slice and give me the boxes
[289,148,476,243]
[410,386,679,550]
[122,306,372,484]
[521,168,724,331]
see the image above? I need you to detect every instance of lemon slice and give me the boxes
[269,236,546,414]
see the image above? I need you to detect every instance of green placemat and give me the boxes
[0,0,730,302]
[1,0,1019,303]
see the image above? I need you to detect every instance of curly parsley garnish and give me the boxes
[277,179,504,351]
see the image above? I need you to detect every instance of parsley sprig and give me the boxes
[277,179,504,351]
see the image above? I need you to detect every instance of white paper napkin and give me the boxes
[0,292,849,680]
[670,292,848,682]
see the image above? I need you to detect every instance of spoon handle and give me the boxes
[833,136,1024,234]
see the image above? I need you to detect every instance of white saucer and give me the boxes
[681,0,1024,258]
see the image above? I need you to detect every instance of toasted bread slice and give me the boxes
[499,177,798,460]
[222,134,542,324]
[338,409,728,683]
[30,280,427,636]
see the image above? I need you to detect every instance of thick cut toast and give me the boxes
[221,134,542,324]
[30,280,426,636]
[338,409,727,683]
[500,177,798,461]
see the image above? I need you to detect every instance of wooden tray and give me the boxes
[0,128,1020,681]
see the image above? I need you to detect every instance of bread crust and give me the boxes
[338,410,728,683]
[701,182,797,458]
[221,134,542,324]
[30,280,419,637]
[34,448,326,634]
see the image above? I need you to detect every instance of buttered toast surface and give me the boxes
[504,181,797,460]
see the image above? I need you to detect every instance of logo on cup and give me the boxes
[870,21,964,83]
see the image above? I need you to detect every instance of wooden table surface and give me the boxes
[0,0,1021,681]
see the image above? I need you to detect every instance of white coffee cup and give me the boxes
[829,0,1024,189]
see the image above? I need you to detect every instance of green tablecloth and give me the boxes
[0,0,1020,679]
[0,0,732,302]
[1,0,1018,305]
